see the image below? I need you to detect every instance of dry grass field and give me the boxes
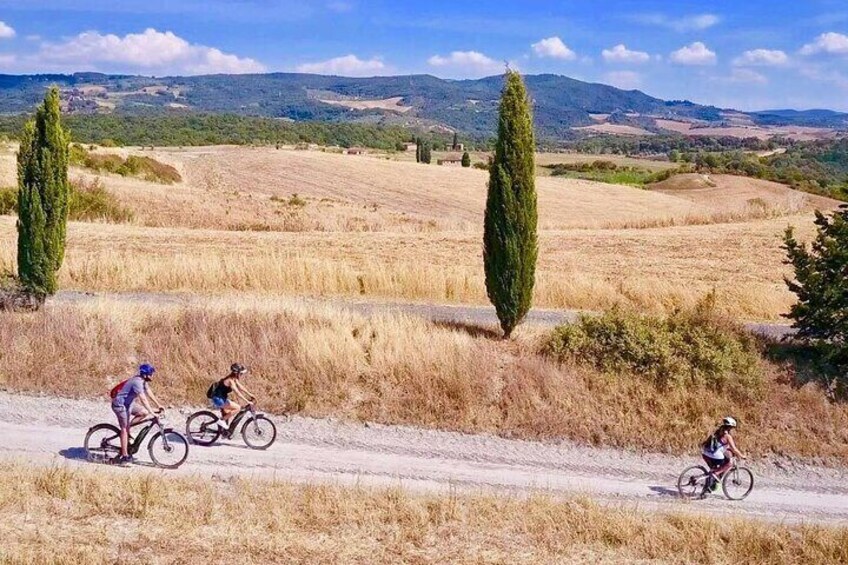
[3,463,846,565]
[1,145,840,320]
[3,299,847,461]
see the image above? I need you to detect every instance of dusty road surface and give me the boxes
[54,291,796,340]
[2,392,846,525]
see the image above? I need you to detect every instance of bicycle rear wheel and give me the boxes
[84,423,121,463]
[148,430,190,469]
[241,415,277,450]
[722,466,754,500]
[677,465,709,499]
[186,411,221,446]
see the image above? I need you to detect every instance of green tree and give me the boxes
[461,151,471,168]
[421,141,432,164]
[415,137,421,163]
[783,205,848,384]
[16,87,70,298]
[483,71,537,338]
[452,131,458,150]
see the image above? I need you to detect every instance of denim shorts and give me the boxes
[211,396,229,408]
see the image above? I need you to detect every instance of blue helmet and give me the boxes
[139,363,156,378]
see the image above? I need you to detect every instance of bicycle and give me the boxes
[84,412,190,469]
[185,403,277,450]
[677,458,755,500]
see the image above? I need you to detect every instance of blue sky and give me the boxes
[2,0,848,110]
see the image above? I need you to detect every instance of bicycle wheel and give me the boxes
[722,466,754,500]
[84,423,122,463]
[186,411,221,446]
[241,415,277,450]
[148,430,190,469]
[677,465,710,499]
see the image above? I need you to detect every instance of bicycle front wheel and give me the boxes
[677,465,709,499]
[186,411,221,446]
[148,430,190,469]
[84,423,122,463]
[722,466,754,500]
[241,415,277,450]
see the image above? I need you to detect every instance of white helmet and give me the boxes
[722,416,737,428]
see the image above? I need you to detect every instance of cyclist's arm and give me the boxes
[233,380,255,403]
[727,435,746,459]
[145,387,165,411]
[137,392,156,416]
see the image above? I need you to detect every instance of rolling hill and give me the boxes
[1,72,846,140]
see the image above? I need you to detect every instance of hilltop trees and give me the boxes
[16,87,70,300]
[783,205,848,389]
[483,71,538,338]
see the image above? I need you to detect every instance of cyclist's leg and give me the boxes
[111,403,131,458]
[129,401,150,426]
[222,400,240,423]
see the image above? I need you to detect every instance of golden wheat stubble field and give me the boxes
[0,145,840,319]
[3,463,847,565]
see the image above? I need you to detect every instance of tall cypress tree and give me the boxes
[452,131,458,150]
[415,137,421,163]
[17,87,70,298]
[483,71,537,338]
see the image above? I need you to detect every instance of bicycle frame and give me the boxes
[224,404,256,434]
[128,416,169,454]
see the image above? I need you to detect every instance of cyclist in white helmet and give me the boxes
[701,416,746,494]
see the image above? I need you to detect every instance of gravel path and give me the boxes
[53,291,795,340]
[2,392,846,525]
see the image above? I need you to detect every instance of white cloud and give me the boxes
[296,54,386,76]
[531,36,576,60]
[670,42,717,66]
[801,32,848,56]
[0,21,15,39]
[798,64,848,90]
[634,13,719,32]
[602,44,650,64]
[36,28,264,74]
[733,49,788,67]
[728,68,767,84]
[427,50,502,76]
[0,54,15,66]
[603,70,642,89]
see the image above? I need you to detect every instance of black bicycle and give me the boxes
[84,412,190,469]
[677,459,755,501]
[185,403,277,450]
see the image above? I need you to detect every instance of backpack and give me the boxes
[109,379,129,399]
[206,382,218,399]
[702,433,720,453]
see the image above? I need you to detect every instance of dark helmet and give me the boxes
[230,363,247,376]
[139,363,156,379]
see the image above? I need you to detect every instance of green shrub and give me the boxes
[0,186,16,215]
[68,178,133,223]
[543,301,762,394]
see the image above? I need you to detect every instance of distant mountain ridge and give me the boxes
[0,72,846,139]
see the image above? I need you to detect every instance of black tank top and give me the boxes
[213,379,233,399]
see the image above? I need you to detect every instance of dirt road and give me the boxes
[3,392,846,525]
[53,291,796,340]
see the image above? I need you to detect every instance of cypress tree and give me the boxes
[415,137,421,163]
[452,131,458,150]
[483,71,537,338]
[461,151,471,167]
[17,87,70,298]
[422,141,432,164]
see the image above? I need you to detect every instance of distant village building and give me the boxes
[437,154,464,166]
[402,142,417,152]
[451,142,465,151]
[346,147,366,155]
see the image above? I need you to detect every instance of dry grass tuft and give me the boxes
[2,299,847,462]
[0,463,846,564]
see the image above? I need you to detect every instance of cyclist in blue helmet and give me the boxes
[109,363,164,465]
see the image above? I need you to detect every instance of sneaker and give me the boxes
[217,420,230,432]
[109,455,133,466]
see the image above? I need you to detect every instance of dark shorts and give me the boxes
[211,396,230,408]
[703,455,726,469]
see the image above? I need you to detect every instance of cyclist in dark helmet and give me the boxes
[207,363,256,431]
[110,363,164,465]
